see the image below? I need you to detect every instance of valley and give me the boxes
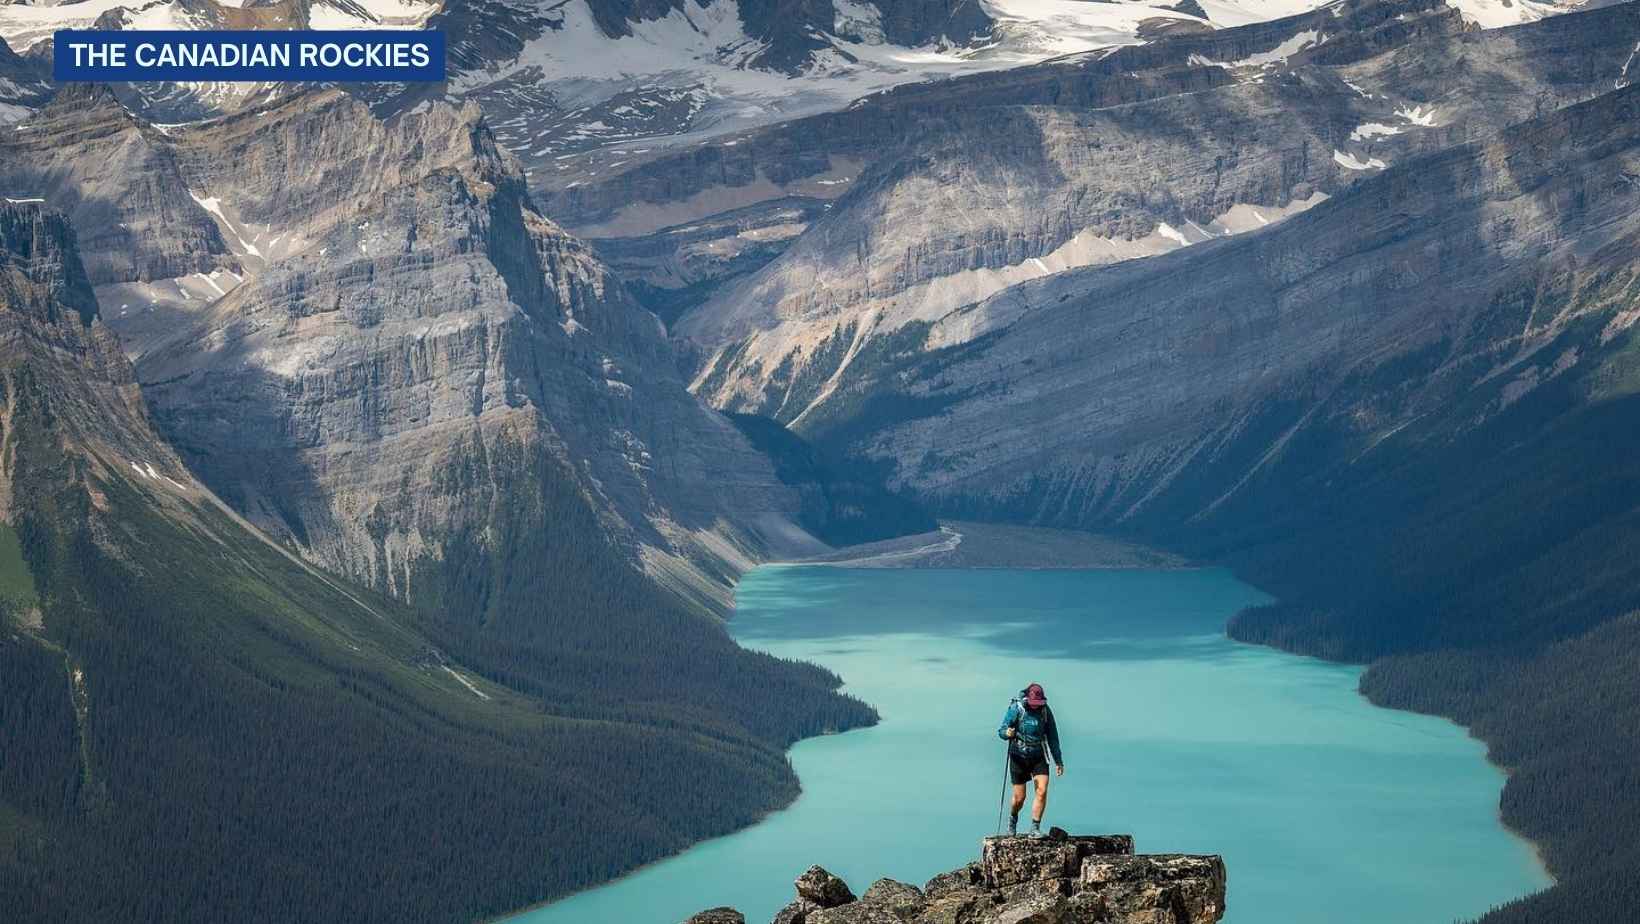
[514,565,1551,924]
[3,0,1639,921]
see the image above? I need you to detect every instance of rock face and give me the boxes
[0,86,826,622]
[674,0,1640,429]
[0,34,49,125]
[0,85,234,287]
[798,865,861,907]
[982,834,1136,888]
[0,202,182,508]
[773,74,1640,531]
[1078,856,1227,924]
[688,832,1224,924]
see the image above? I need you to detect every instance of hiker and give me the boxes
[998,682,1064,837]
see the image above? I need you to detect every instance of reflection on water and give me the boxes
[513,567,1549,924]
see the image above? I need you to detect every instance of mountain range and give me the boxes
[4,0,1640,921]
[0,47,883,924]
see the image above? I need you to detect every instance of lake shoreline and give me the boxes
[501,526,1552,923]
[779,520,1194,571]
[784,521,1560,906]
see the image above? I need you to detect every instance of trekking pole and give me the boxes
[995,743,1011,835]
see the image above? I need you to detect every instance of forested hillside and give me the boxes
[0,201,873,922]
[1212,306,1640,921]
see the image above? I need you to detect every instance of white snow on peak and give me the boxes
[308,0,440,30]
[1334,149,1387,171]
[1444,0,1578,30]
[0,0,436,50]
[465,0,1333,157]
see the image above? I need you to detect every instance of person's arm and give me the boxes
[1046,707,1064,768]
[998,702,1019,740]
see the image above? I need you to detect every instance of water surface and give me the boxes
[516,567,1548,923]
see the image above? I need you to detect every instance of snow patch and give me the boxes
[1395,105,1439,127]
[1334,149,1386,171]
[1350,122,1401,141]
[1445,0,1573,30]
[1155,222,1191,247]
[1189,29,1323,69]
[189,191,262,258]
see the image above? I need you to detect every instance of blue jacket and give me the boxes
[998,701,1063,766]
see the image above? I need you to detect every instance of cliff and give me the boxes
[0,85,829,622]
[684,830,1225,924]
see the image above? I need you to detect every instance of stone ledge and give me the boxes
[683,830,1226,924]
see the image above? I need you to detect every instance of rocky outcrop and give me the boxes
[692,831,1225,924]
[798,865,861,907]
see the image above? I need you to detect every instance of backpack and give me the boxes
[1009,691,1052,754]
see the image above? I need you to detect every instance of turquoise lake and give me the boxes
[515,566,1550,924]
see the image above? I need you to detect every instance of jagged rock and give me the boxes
[1063,890,1108,924]
[981,838,1079,887]
[999,879,1070,906]
[1063,834,1134,857]
[684,908,745,924]
[916,890,992,924]
[979,892,1068,924]
[730,834,1222,924]
[1077,855,1226,924]
[924,862,983,898]
[860,878,927,919]
[809,903,902,924]
[797,866,858,908]
[773,898,824,924]
[980,833,1130,889]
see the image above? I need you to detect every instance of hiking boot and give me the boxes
[1027,825,1044,838]
[1007,817,1018,836]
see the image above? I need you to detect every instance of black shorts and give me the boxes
[1009,751,1050,784]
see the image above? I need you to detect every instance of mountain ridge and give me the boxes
[672,0,1640,427]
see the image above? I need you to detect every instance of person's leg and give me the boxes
[1007,752,1030,834]
[1030,772,1050,831]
